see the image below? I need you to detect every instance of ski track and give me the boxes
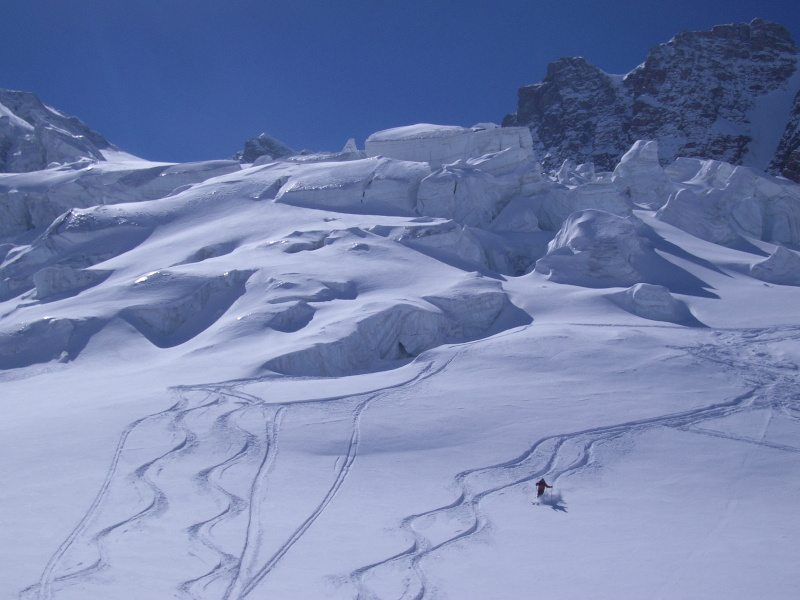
[349,327,800,600]
[22,355,453,600]
[21,328,800,600]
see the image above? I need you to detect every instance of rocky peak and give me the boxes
[233,132,295,163]
[504,19,800,182]
[0,89,114,172]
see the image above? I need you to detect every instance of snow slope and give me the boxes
[1,121,800,600]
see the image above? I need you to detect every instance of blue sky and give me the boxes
[3,1,798,163]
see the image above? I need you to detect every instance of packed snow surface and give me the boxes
[1,121,800,600]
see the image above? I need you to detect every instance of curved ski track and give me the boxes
[23,356,453,600]
[22,328,800,600]
[348,327,800,600]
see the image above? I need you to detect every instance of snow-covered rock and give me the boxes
[233,132,294,163]
[749,245,800,286]
[534,209,648,286]
[504,19,800,182]
[0,89,114,172]
[365,123,534,168]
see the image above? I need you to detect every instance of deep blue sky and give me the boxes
[3,1,798,163]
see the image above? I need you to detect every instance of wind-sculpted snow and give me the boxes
[4,109,800,600]
[613,140,672,209]
[0,316,103,369]
[533,179,631,231]
[534,209,718,297]
[416,166,516,227]
[32,265,112,301]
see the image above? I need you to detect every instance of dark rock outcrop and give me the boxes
[233,132,294,163]
[504,19,800,182]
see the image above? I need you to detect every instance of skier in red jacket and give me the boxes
[536,478,552,498]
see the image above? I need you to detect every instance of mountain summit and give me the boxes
[0,89,115,172]
[503,19,800,182]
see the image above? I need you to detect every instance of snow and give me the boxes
[742,62,800,171]
[365,123,534,168]
[1,121,800,600]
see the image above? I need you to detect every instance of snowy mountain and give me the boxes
[2,44,800,600]
[232,132,295,164]
[0,90,115,173]
[503,19,800,182]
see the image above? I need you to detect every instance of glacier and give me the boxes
[1,96,800,600]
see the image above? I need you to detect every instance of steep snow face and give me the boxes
[0,89,114,172]
[504,19,800,182]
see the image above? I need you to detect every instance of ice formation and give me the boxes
[365,123,534,168]
[3,91,800,600]
[749,245,800,285]
[606,283,696,324]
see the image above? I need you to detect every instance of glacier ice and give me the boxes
[274,157,429,214]
[660,158,800,245]
[613,140,673,209]
[607,283,696,324]
[534,210,648,286]
[749,245,800,286]
[365,123,534,168]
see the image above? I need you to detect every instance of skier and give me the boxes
[535,478,552,498]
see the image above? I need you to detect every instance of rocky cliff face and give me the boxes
[770,90,800,181]
[0,90,115,172]
[503,19,800,182]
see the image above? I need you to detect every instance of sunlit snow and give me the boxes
[1,118,799,600]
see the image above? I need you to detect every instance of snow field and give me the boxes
[1,122,800,598]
